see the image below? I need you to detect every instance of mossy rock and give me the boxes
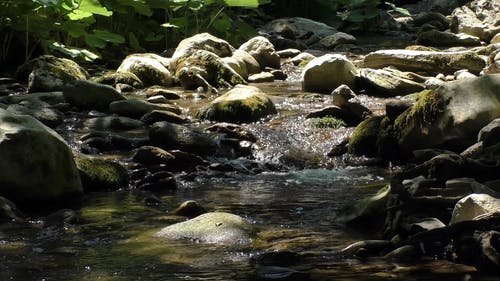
[117,54,172,87]
[63,80,126,111]
[155,212,258,246]
[197,85,277,123]
[348,116,384,157]
[93,71,143,88]
[175,50,246,89]
[15,55,89,92]
[75,154,129,192]
[376,117,400,160]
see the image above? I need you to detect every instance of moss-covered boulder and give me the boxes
[348,116,384,157]
[63,80,126,111]
[15,55,89,92]
[155,212,257,246]
[109,98,181,119]
[197,85,277,123]
[395,74,500,153]
[0,109,83,204]
[75,154,129,192]
[301,54,357,93]
[170,33,235,73]
[117,53,172,87]
[149,122,218,156]
[92,71,143,88]
[175,50,246,90]
[363,50,486,75]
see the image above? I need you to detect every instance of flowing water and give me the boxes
[1,74,496,281]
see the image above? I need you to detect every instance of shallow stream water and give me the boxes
[1,74,496,281]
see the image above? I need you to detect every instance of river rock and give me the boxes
[109,98,181,119]
[302,54,357,93]
[260,17,338,47]
[140,110,186,125]
[277,49,301,58]
[363,49,486,75]
[478,118,500,147]
[485,52,500,74]
[451,0,500,42]
[416,30,482,47]
[248,72,275,83]
[318,32,356,49]
[338,184,391,225]
[155,212,257,246]
[356,68,425,96]
[0,109,83,204]
[222,50,261,80]
[170,33,235,73]
[132,146,175,166]
[92,71,143,89]
[85,116,145,131]
[450,193,500,225]
[239,36,280,69]
[0,196,24,222]
[412,12,450,31]
[75,154,129,192]
[6,99,64,128]
[305,106,360,126]
[288,52,316,66]
[117,53,172,87]
[15,55,89,92]
[138,86,180,100]
[175,50,246,90]
[394,74,500,153]
[63,80,126,111]
[197,85,277,123]
[149,122,217,156]
[446,178,499,198]
[348,116,383,157]
[172,200,207,218]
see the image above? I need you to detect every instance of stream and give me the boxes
[1,72,497,281]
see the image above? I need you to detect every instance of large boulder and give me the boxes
[63,80,126,111]
[356,68,425,96]
[155,212,257,246]
[175,50,246,90]
[239,36,280,69]
[302,54,357,93]
[395,74,500,153]
[117,53,172,87]
[450,193,500,225]
[363,50,486,75]
[15,55,89,92]
[149,122,218,156]
[0,109,83,204]
[170,33,235,73]
[451,0,500,42]
[197,85,277,123]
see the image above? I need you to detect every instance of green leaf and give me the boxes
[77,0,112,17]
[92,29,125,43]
[385,2,411,16]
[49,41,100,61]
[211,13,231,34]
[161,23,180,29]
[223,0,269,8]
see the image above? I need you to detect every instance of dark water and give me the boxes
[1,79,496,281]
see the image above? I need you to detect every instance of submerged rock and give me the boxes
[363,50,486,75]
[302,54,357,93]
[197,85,277,123]
[338,184,391,225]
[0,109,83,204]
[155,212,257,246]
[15,55,89,92]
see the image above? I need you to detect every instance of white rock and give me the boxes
[450,193,500,225]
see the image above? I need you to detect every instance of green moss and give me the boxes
[75,155,129,192]
[376,117,399,160]
[348,116,383,156]
[396,89,444,129]
[308,116,346,128]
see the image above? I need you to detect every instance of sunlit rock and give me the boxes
[451,0,500,42]
[302,54,357,93]
[239,36,280,69]
[155,212,257,246]
[363,49,486,75]
[197,85,277,123]
[117,53,172,87]
[450,193,500,224]
[356,67,425,96]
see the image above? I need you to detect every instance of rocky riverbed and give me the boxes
[1,0,500,280]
